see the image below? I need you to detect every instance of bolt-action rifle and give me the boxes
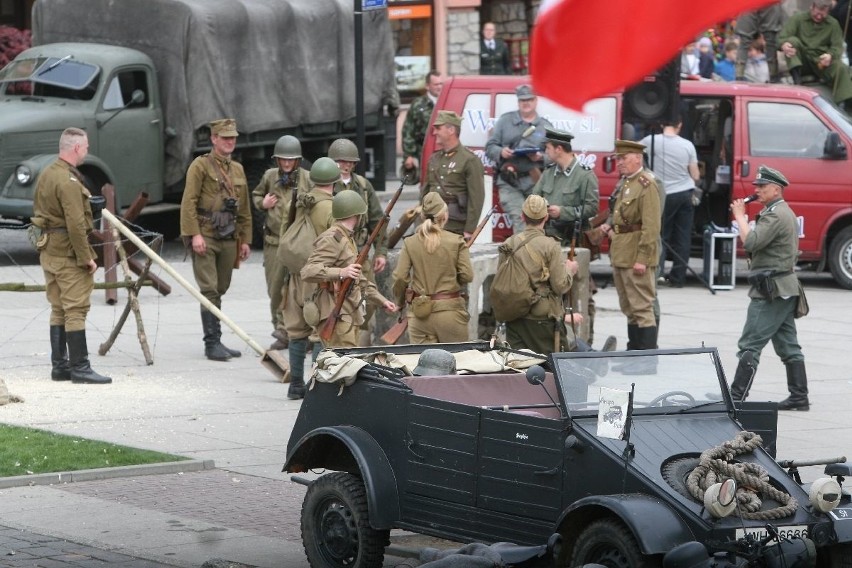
[380,206,496,345]
[318,177,407,343]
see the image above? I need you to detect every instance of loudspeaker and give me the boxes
[623,58,680,125]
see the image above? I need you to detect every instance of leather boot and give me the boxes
[729,351,756,402]
[601,335,617,352]
[67,330,112,384]
[789,66,802,85]
[270,328,289,350]
[287,338,308,400]
[50,325,71,381]
[201,310,231,361]
[625,324,639,351]
[778,361,809,411]
[620,327,658,375]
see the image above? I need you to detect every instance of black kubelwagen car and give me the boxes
[284,343,852,567]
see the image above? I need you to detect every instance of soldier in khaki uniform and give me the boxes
[729,166,809,410]
[180,118,252,362]
[251,135,310,350]
[31,127,111,384]
[328,138,388,345]
[301,191,397,348]
[600,140,662,355]
[500,195,578,355]
[392,192,474,344]
[421,111,485,238]
[279,157,340,400]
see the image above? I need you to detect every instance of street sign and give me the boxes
[362,0,387,10]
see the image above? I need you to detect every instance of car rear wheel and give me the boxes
[301,471,389,568]
[828,226,852,290]
[570,518,658,568]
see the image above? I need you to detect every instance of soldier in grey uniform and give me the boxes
[180,118,252,362]
[486,85,551,234]
[729,166,809,411]
[32,127,111,384]
[421,111,485,238]
[328,138,387,345]
[251,135,310,350]
[401,70,443,177]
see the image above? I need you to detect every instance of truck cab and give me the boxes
[426,76,852,288]
[0,43,163,222]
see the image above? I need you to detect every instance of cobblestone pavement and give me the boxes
[0,525,178,567]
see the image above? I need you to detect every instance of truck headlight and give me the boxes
[15,165,33,185]
[809,477,841,513]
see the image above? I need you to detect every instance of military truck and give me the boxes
[0,0,396,239]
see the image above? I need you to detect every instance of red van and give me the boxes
[422,76,852,289]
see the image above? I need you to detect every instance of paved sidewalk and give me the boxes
[0,226,851,566]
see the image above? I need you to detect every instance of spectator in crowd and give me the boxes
[480,22,510,75]
[830,0,852,67]
[697,37,716,79]
[715,40,739,81]
[745,40,771,83]
[680,40,700,78]
[401,70,443,177]
[734,3,783,81]
[780,0,852,107]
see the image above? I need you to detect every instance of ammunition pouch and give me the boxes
[747,269,777,299]
[303,298,321,327]
[411,296,434,319]
[443,192,467,223]
[27,222,46,251]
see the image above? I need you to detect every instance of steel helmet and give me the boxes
[332,190,367,220]
[272,135,302,160]
[328,138,360,162]
[413,349,456,376]
[309,157,341,185]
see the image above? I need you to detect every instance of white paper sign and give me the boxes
[597,386,629,440]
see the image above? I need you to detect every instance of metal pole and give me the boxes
[354,0,366,177]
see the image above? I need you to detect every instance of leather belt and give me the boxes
[410,290,463,301]
[614,223,642,234]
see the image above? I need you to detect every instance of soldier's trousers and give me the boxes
[613,267,656,328]
[507,317,565,356]
[785,50,852,103]
[319,316,359,348]
[737,297,803,367]
[262,242,287,331]
[282,274,313,340]
[408,301,470,344]
[41,253,93,331]
[191,237,237,308]
[497,179,533,235]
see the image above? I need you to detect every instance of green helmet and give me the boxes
[413,349,456,376]
[332,190,367,219]
[328,138,360,162]
[272,135,302,160]
[310,157,341,185]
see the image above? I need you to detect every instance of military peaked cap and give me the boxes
[210,118,239,137]
[613,139,646,155]
[752,165,789,188]
[544,127,574,145]
[433,110,462,127]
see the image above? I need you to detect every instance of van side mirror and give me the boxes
[603,154,615,174]
[131,89,146,105]
[823,132,847,160]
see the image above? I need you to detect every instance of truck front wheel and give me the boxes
[828,226,852,290]
[301,471,389,568]
[569,518,658,568]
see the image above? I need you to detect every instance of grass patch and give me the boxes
[0,423,187,477]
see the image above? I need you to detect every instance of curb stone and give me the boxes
[0,459,215,489]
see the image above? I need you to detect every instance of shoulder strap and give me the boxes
[206,154,235,197]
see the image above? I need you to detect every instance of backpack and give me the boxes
[489,234,546,322]
[277,197,318,273]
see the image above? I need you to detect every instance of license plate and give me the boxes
[735,525,809,540]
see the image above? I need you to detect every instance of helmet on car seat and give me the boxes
[413,349,456,376]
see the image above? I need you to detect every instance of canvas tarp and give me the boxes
[32,0,396,185]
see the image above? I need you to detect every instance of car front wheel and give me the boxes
[301,471,389,568]
[828,226,852,290]
[569,518,658,568]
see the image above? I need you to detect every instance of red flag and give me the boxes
[531,0,776,110]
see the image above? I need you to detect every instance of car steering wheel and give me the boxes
[646,391,696,407]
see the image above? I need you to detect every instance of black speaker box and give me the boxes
[623,58,681,125]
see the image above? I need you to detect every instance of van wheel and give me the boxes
[828,226,852,290]
[301,472,389,568]
[570,518,659,568]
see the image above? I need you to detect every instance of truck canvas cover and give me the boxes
[32,0,396,185]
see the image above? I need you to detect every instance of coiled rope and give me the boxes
[686,431,798,520]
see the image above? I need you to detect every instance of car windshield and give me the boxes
[0,56,99,99]
[553,349,726,417]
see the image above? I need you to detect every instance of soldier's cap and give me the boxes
[752,165,789,188]
[422,192,447,218]
[613,139,646,156]
[210,118,239,137]
[544,127,574,145]
[433,110,462,127]
[516,84,536,100]
[522,195,548,221]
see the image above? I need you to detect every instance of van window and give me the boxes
[460,93,496,149]
[748,102,828,158]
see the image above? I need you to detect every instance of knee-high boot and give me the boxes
[729,351,756,402]
[625,324,639,351]
[778,361,809,411]
[288,338,308,400]
[201,310,231,361]
[67,330,112,384]
[50,325,71,381]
